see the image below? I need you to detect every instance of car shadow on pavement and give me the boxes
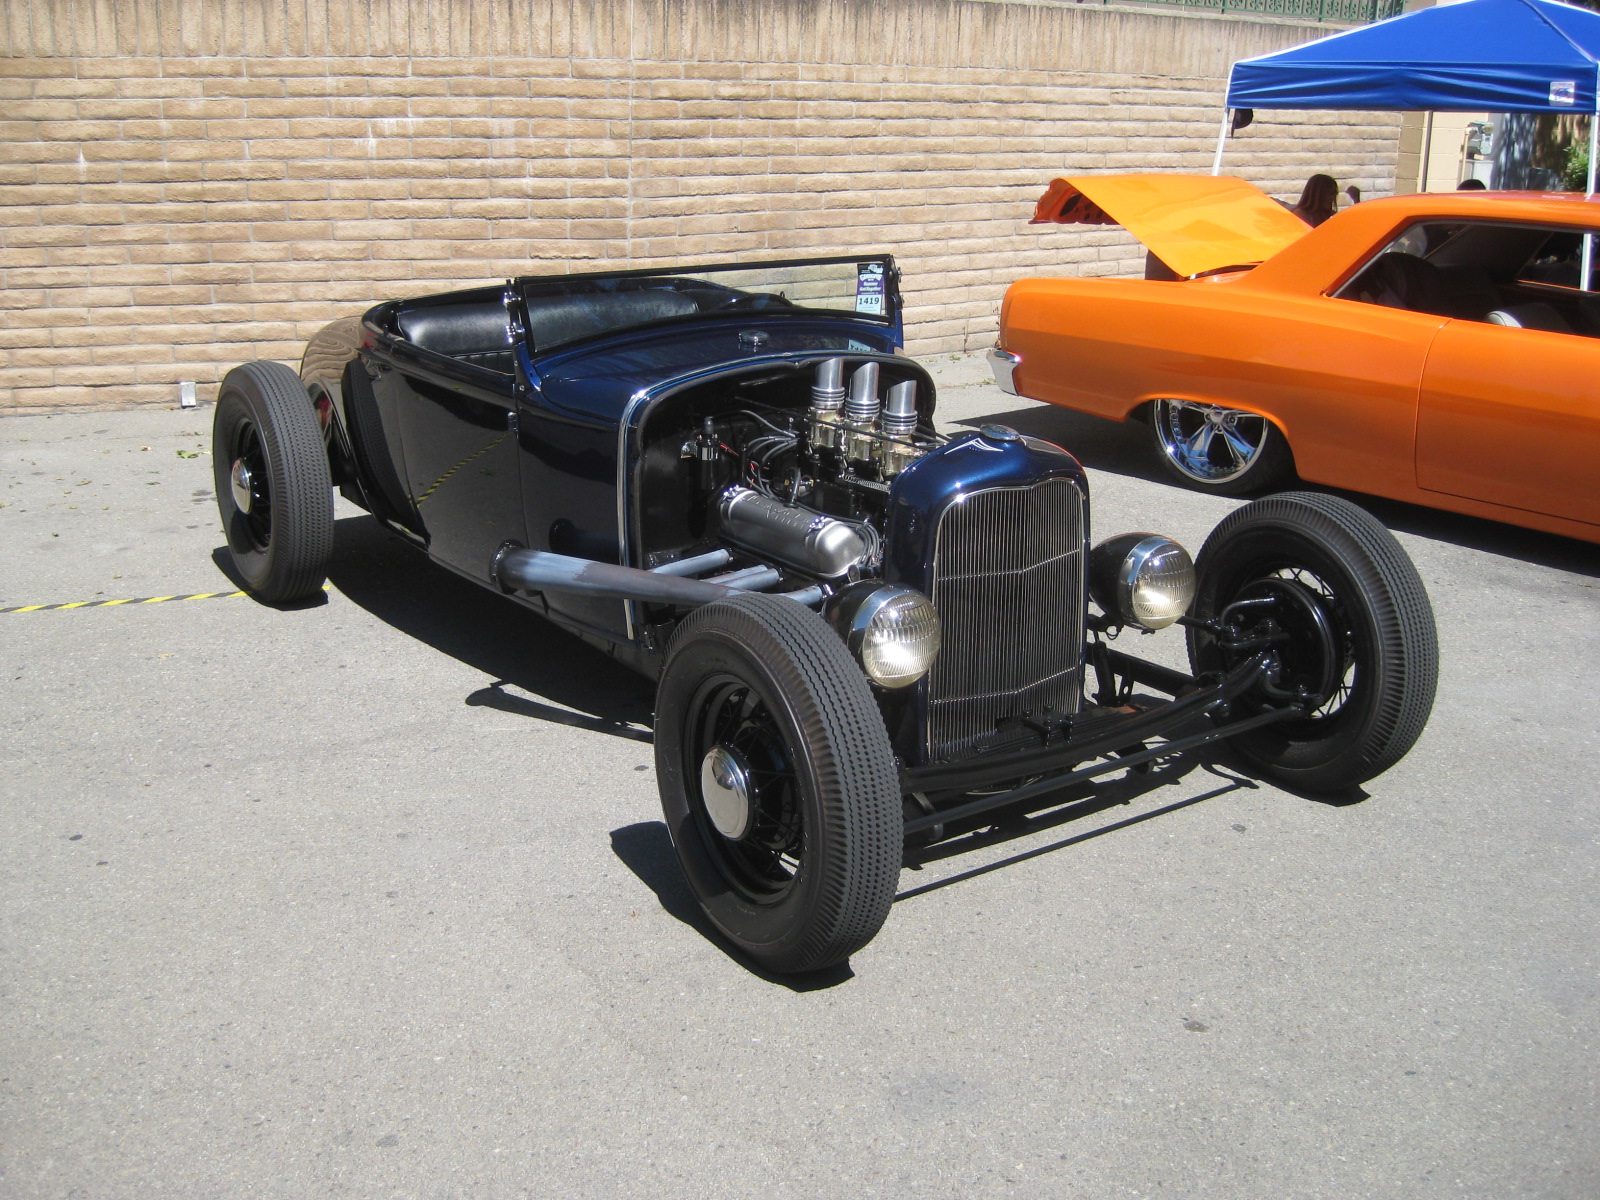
[896,757,1263,902]
[954,406,1598,577]
[1334,493,1600,576]
[612,752,1275,985]
[209,547,331,610]
[609,821,856,991]
[325,514,656,740]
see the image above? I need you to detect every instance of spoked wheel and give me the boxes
[1187,492,1437,792]
[212,360,334,604]
[1150,398,1293,495]
[655,593,901,974]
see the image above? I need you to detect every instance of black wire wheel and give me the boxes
[212,360,334,604]
[655,593,902,973]
[1187,491,1438,792]
[1150,398,1294,495]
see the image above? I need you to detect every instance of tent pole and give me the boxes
[1582,101,1596,292]
[1418,112,1434,191]
[1211,108,1230,176]
[1588,99,1597,195]
[1591,68,1599,195]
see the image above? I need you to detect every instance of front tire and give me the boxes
[1187,492,1437,792]
[1150,398,1294,495]
[212,361,334,604]
[655,593,902,973]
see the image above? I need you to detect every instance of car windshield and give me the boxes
[517,256,897,354]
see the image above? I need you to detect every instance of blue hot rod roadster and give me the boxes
[213,254,1437,973]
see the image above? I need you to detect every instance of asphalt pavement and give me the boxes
[3,356,1597,1200]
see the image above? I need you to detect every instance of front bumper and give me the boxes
[987,345,1021,395]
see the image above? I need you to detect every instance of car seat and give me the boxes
[1354,252,1449,315]
[395,301,514,371]
[1484,303,1573,333]
[1434,264,1502,320]
[522,289,701,349]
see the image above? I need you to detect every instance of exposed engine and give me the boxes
[669,357,942,583]
[717,485,878,580]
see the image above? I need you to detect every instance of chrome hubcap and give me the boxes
[229,457,255,514]
[700,744,755,840]
[1155,399,1267,483]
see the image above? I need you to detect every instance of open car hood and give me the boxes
[1029,174,1310,278]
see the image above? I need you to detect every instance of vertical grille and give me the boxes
[926,479,1086,761]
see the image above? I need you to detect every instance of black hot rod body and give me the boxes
[212,253,1438,973]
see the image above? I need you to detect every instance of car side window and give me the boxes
[1340,221,1599,337]
[1516,230,1600,292]
[1339,224,1457,316]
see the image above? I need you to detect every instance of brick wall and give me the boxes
[0,0,1401,412]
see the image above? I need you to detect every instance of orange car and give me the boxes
[992,175,1600,543]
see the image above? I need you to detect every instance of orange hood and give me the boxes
[1030,174,1311,278]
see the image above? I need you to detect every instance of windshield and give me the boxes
[516,256,899,353]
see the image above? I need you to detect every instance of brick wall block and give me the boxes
[1,2,1403,409]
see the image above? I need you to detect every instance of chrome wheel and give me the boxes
[700,744,756,841]
[229,456,257,517]
[1152,399,1278,487]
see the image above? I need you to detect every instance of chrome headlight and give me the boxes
[827,582,942,688]
[1089,533,1195,631]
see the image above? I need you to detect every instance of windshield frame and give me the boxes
[512,254,903,355]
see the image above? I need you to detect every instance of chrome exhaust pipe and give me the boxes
[496,547,754,607]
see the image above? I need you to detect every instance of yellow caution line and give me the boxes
[1,585,330,613]
[416,433,508,506]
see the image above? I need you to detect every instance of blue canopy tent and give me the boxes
[1214,0,1600,195]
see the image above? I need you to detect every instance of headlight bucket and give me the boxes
[826,581,942,688]
[1089,533,1196,631]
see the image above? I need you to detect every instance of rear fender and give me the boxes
[1131,392,1290,444]
[299,314,370,504]
[304,377,362,493]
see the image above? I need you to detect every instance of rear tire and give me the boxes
[655,593,902,973]
[1187,492,1437,791]
[212,361,334,604]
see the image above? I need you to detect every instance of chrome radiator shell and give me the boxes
[879,430,1090,766]
[924,479,1087,761]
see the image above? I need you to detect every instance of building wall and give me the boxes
[0,0,1402,411]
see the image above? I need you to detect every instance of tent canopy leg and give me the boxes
[1211,108,1230,176]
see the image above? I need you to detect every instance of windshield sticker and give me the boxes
[855,262,886,315]
[1550,81,1576,106]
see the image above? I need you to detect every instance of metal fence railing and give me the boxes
[1125,0,1405,22]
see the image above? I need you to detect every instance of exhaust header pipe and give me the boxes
[493,547,805,609]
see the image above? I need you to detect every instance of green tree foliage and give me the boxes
[1562,134,1592,192]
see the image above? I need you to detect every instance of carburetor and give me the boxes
[806,358,932,480]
